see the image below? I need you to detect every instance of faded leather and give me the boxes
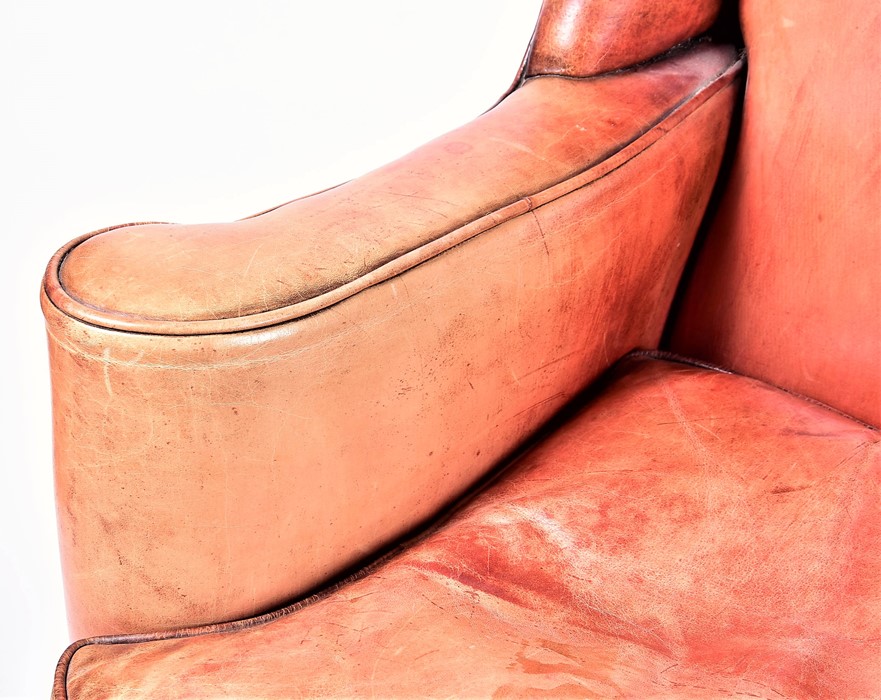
[43,46,741,638]
[44,0,881,694]
[525,0,722,77]
[669,0,881,427]
[53,48,734,333]
[58,358,881,699]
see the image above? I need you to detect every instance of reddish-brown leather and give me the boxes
[43,47,741,639]
[58,358,881,699]
[53,47,733,334]
[669,0,881,427]
[525,0,722,78]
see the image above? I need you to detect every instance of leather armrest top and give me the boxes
[48,44,736,336]
[42,43,742,638]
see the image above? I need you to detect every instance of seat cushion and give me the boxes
[57,356,880,699]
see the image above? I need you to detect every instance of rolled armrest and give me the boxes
[43,44,741,638]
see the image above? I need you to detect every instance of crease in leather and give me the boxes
[522,36,718,83]
[44,56,742,337]
[635,350,880,431]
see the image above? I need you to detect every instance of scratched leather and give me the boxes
[525,0,722,78]
[43,47,740,639]
[60,357,881,699]
[54,47,733,331]
[669,0,881,427]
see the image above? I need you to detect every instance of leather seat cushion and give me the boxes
[59,356,880,699]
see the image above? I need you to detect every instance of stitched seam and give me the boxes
[42,74,742,371]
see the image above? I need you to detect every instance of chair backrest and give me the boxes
[669,0,881,426]
[525,0,721,77]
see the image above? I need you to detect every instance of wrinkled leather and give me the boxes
[58,357,881,699]
[43,47,741,639]
[525,0,722,77]
[669,0,881,427]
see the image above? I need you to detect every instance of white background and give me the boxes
[0,2,540,697]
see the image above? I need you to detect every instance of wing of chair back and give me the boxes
[42,0,740,642]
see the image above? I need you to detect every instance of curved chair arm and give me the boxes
[42,43,741,639]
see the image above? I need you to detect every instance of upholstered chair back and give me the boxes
[670,0,880,426]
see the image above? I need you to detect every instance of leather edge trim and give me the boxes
[43,57,743,337]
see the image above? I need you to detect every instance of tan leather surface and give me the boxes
[52,46,732,333]
[525,0,722,78]
[60,357,881,699]
[669,0,881,427]
[43,48,740,639]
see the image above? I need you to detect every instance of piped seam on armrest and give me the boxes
[43,59,743,338]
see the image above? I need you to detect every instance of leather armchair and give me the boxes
[44,0,879,697]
